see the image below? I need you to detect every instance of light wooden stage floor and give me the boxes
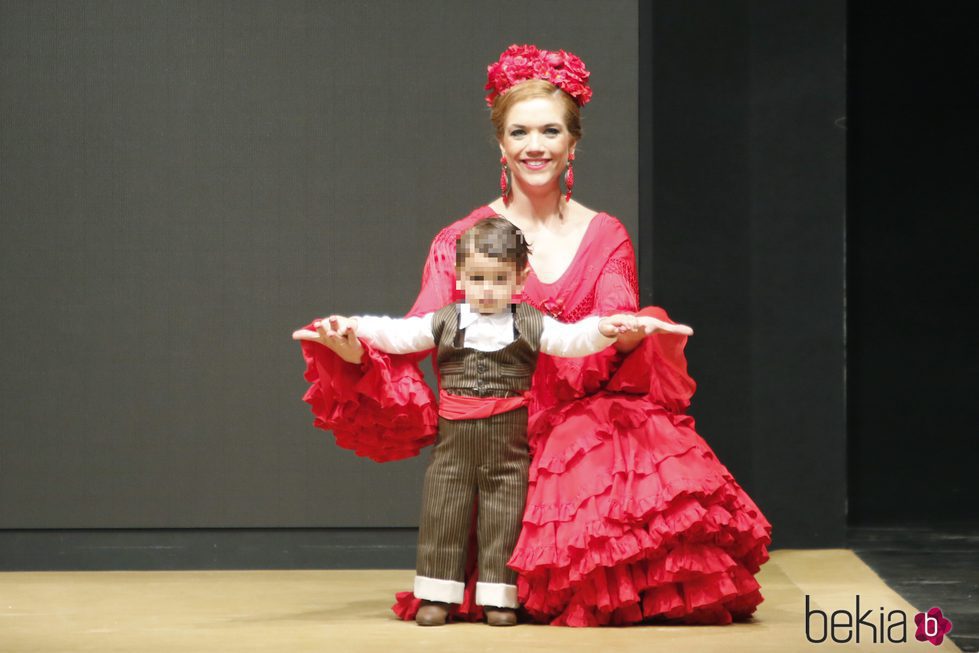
[0,549,962,652]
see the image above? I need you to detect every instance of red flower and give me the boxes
[544,50,564,67]
[562,51,589,79]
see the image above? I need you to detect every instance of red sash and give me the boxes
[438,389,531,420]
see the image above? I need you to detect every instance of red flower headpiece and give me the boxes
[484,44,593,108]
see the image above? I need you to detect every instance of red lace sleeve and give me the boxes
[596,241,698,413]
[594,240,640,314]
[295,227,464,462]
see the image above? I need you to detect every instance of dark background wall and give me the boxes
[1,0,859,568]
[847,2,978,524]
[645,0,847,546]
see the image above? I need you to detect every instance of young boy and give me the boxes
[295,217,691,626]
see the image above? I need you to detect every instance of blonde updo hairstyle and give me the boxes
[490,79,583,144]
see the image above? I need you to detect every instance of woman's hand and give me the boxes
[609,314,694,353]
[637,315,693,337]
[292,315,364,365]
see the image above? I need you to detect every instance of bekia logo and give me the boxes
[805,595,953,646]
[914,607,953,646]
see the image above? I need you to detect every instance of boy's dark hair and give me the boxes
[455,216,531,272]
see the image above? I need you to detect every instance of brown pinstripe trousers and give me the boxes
[415,407,529,592]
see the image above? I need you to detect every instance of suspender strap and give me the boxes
[453,303,466,348]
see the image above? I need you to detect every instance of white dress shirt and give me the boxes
[355,303,616,357]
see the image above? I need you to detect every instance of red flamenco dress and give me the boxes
[297,205,772,626]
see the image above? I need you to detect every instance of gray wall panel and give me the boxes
[0,0,638,527]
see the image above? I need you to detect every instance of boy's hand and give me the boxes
[291,315,364,364]
[327,315,358,337]
[598,314,641,337]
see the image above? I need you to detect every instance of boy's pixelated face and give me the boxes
[456,252,527,315]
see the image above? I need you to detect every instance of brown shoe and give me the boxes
[485,607,518,626]
[416,601,450,626]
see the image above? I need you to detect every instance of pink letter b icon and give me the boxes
[915,607,952,646]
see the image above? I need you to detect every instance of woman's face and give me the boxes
[499,96,576,194]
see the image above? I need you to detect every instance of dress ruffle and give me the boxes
[298,326,437,462]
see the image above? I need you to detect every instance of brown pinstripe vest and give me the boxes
[432,302,545,398]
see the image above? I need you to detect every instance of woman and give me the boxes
[295,44,771,627]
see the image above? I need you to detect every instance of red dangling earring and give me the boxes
[500,155,511,206]
[564,152,575,202]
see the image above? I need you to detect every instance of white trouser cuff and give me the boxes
[475,581,519,608]
[414,575,465,604]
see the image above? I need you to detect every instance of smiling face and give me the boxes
[456,252,528,315]
[499,96,577,195]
